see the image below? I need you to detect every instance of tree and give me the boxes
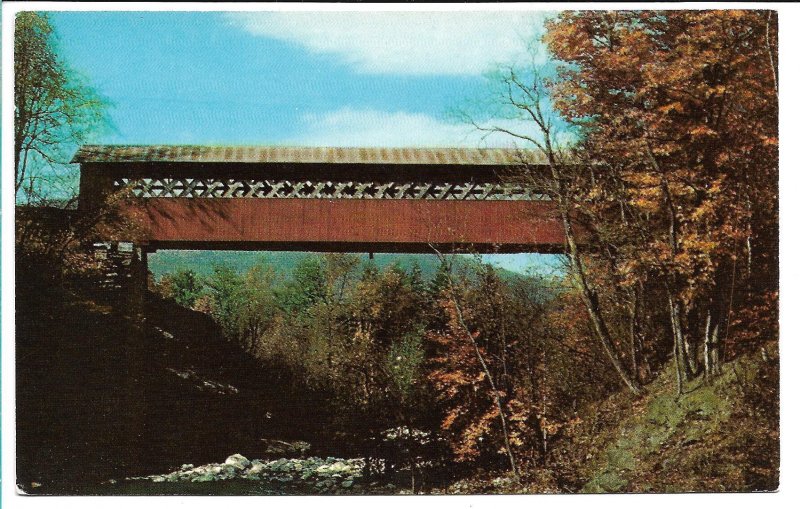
[14,11,107,204]
[465,10,777,396]
[426,250,519,477]
[158,269,204,308]
[464,56,645,395]
[205,263,278,356]
[275,256,327,315]
[544,10,778,389]
[15,13,129,287]
[237,264,279,355]
[206,264,246,340]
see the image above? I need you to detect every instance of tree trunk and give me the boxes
[651,148,695,392]
[710,318,721,376]
[704,309,713,380]
[629,302,639,380]
[703,308,721,379]
[544,152,642,396]
[635,282,653,381]
[680,300,699,378]
[557,194,643,395]
[566,223,643,395]
[628,286,648,383]
[668,294,687,396]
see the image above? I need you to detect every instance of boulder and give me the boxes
[247,462,268,476]
[224,454,251,470]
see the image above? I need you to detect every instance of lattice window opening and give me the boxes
[112,178,548,201]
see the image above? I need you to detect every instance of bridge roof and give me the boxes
[72,145,548,166]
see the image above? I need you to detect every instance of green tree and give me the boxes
[386,330,426,407]
[14,11,107,204]
[237,264,279,355]
[206,264,246,340]
[160,269,204,308]
[205,263,278,356]
[276,256,326,315]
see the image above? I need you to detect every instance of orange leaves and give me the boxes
[426,324,497,461]
[729,291,779,351]
[658,102,685,115]
[689,125,718,137]
[546,8,777,287]
[761,135,778,147]
[441,407,465,431]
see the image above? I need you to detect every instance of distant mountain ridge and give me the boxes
[148,250,520,281]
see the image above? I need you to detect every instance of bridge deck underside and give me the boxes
[125,198,566,254]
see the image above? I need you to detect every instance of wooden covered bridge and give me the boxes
[74,145,565,264]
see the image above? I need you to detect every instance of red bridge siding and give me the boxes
[76,145,572,253]
[124,198,564,252]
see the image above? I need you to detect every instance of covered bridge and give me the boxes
[74,145,565,255]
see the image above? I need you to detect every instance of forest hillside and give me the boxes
[15,250,779,494]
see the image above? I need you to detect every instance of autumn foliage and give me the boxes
[537,10,779,389]
[15,9,779,492]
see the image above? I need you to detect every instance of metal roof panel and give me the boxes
[72,145,549,166]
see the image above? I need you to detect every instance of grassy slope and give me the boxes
[441,341,779,495]
[573,341,779,493]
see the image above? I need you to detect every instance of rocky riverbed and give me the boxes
[115,453,394,494]
[90,427,448,495]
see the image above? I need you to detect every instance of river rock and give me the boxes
[247,462,268,476]
[191,472,216,483]
[261,439,311,458]
[133,453,368,492]
[225,454,251,470]
[219,464,238,479]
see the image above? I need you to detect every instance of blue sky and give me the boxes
[50,10,554,147]
[49,10,563,274]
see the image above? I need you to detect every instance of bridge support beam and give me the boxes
[127,243,151,322]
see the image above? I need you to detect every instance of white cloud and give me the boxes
[283,108,542,148]
[225,11,550,75]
